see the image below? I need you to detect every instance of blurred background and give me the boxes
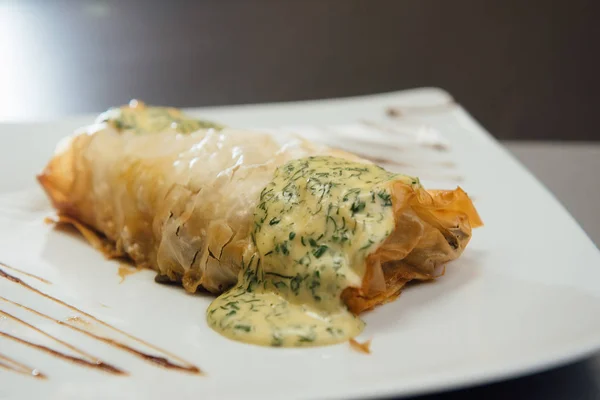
[1,0,598,140]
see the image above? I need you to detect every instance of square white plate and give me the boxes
[0,88,599,400]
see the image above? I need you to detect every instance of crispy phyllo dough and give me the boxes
[343,187,482,313]
[38,102,364,293]
[39,101,481,319]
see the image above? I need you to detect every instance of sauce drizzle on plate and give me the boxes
[0,262,51,284]
[0,352,46,379]
[0,266,201,377]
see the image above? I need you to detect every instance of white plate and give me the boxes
[0,88,599,400]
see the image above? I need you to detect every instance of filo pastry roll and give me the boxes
[38,101,482,345]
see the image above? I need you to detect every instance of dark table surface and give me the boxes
[418,357,600,400]
[1,1,599,399]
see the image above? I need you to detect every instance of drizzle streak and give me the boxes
[66,316,90,326]
[3,299,197,373]
[0,331,123,375]
[0,267,201,375]
[0,309,103,361]
[0,352,46,379]
[0,262,51,284]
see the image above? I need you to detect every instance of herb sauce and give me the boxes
[207,156,417,347]
[97,100,223,134]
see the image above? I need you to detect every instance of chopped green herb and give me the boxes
[297,331,317,343]
[271,333,284,347]
[312,245,328,258]
[234,324,252,332]
[290,275,303,295]
[351,200,366,215]
[359,239,375,250]
[377,190,393,206]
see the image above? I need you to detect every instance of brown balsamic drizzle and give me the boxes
[1,296,200,374]
[65,316,90,326]
[0,267,201,374]
[0,352,46,379]
[386,108,402,117]
[107,341,200,373]
[0,308,123,375]
[0,331,123,375]
[0,262,51,285]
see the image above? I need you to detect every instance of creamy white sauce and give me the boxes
[207,156,416,347]
[97,100,222,134]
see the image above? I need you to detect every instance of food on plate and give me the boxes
[38,101,482,348]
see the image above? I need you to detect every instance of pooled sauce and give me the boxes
[0,267,201,375]
[97,100,223,134]
[207,156,417,347]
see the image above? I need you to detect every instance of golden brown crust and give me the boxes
[39,117,481,316]
[37,150,74,214]
[48,182,481,315]
[343,187,481,314]
[50,215,125,259]
[349,338,372,354]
